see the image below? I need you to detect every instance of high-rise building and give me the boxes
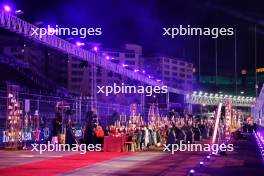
[144,56,193,92]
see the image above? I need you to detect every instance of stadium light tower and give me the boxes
[3,5,11,12]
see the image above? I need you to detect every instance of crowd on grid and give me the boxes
[79,111,215,151]
[51,109,259,152]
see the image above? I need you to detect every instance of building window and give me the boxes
[111,60,120,64]
[172,60,178,64]
[179,62,185,66]
[172,66,177,70]
[125,60,135,65]
[180,68,185,72]
[109,52,120,57]
[125,53,135,58]
[172,72,177,76]
[164,65,170,69]
[72,64,79,68]
[186,75,192,79]
[71,85,80,89]
[164,58,170,62]
[72,71,83,75]
[96,72,102,76]
[72,77,82,82]
[165,77,170,81]
[179,73,185,78]
[164,71,170,75]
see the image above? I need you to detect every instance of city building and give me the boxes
[192,69,264,97]
[67,44,144,104]
[144,56,193,92]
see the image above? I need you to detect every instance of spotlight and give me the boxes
[76,42,85,46]
[189,169,195,175]
[106,56,110,60]
[3,5,11,12]
[199,161,204,167]
[134,69,139,72]
[122,64,128,67]
[93,46,98,52]
[15,10,24,15]
[206,155,210,161]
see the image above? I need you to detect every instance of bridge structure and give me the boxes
[186,91,256,108]
[0,10,185,95]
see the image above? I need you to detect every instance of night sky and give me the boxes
[6,0,264,76]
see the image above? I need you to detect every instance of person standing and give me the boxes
[136,127,143,150]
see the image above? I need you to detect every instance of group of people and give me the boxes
[86,116,216,151]
[51,109,218,152]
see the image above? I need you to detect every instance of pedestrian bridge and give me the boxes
[0,10,185,95]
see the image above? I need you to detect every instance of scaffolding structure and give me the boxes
[186,91,256,107]
[4,85,22,149]
[148,103,160,123]
[0,10,187,95]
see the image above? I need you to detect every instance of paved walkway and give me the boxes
[0,134,263,176]
[196,134,264,176]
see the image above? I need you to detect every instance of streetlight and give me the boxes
[76,42,85,47]
[3,5,11,12]
[15,9,24,15]
[93,46,98,52]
